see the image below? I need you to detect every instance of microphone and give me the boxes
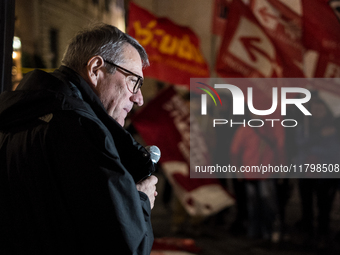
[134,145,161,183]
[145,145,161,164]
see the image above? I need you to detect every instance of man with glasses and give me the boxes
[0,24,158,254]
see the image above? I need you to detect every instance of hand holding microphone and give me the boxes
[136,145,161,209]
[136,175,158,209]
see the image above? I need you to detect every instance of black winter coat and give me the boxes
[0,66,155,255]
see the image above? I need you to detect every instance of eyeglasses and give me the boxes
[104,60,143,94]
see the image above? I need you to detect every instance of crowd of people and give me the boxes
[159,90,340,253]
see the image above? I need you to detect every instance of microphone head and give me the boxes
[145,145,161,164]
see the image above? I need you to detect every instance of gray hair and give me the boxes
[61,23,149,73]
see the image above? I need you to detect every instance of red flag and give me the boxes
[302,0,340,78]
[250,0,304,77]
[132,86,234,216]
[216,0,304,78]
[128,2,210,86]
[305,53,340,80]
[216,0,281,78]
[303,0,340,55]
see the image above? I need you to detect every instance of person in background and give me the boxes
[294,93,340,248]
[230,112,286,242]
[0,23,158,255]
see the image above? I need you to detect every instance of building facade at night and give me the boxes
[14,0,125,70]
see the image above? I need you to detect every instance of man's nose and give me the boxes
[131,89,144,106]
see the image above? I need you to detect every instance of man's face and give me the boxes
[95,44,144,126]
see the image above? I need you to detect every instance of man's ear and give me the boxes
[83,56,105,87]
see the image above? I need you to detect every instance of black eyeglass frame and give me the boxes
[104,59,143,94]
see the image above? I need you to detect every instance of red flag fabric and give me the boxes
[302,0,340,78]
[215,0,304,78]
[303,0,340,56]
[132,86,234,216]
[251,0,304,77]
[128,2,210,86]
[152,238,201,254]
[230,122,286,179]
[304,52,340,81]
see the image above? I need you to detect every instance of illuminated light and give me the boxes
[12,51,17,59]
[13,36,21,50]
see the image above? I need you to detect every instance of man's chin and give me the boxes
[110,114,124,127]
[117,118,125,127]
